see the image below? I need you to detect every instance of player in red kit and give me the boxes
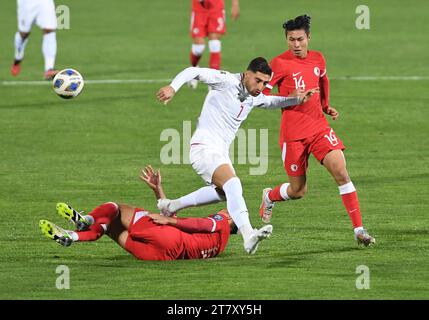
[188,0,240,88]
[259,15,375,246]
[39,166,238,260]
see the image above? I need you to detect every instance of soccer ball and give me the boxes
[52,69,84,99]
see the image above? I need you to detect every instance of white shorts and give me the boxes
[17,0,57,32]
[190,145,235,184]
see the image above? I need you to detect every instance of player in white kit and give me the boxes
[157,57,317,254]
[11,0,59,80]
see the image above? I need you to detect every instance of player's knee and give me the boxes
[331,167,350,185]
[336,173,350,186]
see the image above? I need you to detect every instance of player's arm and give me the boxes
[156,67,228,104]
[262,59,283,95]
[256,88,319,109]
[319,62,339,120]
[139,165,166,200]
[148,214,216,234]
[231,0,240,20]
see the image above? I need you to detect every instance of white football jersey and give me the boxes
[170,67,300,150]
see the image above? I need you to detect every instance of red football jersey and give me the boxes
[192,0,225,12]
[264,50,330,142]
[181,212,231,259]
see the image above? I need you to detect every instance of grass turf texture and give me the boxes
[0,0,428,299]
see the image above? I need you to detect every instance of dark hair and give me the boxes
[230,223,238,235]
[283,14,311,35]
[247,57,272,76]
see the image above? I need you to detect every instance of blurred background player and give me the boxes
[39,166,239,261]
[259,15,375,246]
[11,0,59,80]
[188,0,240,88]
[156,57,317,254]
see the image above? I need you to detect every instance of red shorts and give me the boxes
[190,10,226,38]
[124,208,185,260]
[280,127,345,176]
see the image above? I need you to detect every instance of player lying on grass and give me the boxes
[156,57,318,254]
[38,166,267,260]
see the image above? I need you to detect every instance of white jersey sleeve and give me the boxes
[170,67,231,92]
[252,94,301,109]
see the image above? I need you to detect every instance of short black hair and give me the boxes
[247,57,272,76]
[283,14,311,35]
[230,223,238,235]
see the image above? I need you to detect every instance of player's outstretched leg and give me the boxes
[39,220,73,247]
[157,186,224,216]
[244,225,273,255]
[56,202,91,231]
[42,30,58,80]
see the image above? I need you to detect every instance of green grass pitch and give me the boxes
[0,0,428,299]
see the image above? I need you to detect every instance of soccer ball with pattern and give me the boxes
[52,69,84,99]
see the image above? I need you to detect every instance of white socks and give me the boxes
[169,186,224,212]
[84,215,95,225]
[192,44,205,57]
[338,181,356,195]
[222,177,253,240]
[42,32,57,71]
[279,183,291,200]
[208,39,221,53]
[354,226,364,235]
[14,32,29,61]
[68,231,79,241]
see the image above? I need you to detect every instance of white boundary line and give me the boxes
[0,79,172,86]
[1,76,429,86]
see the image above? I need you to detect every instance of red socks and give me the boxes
[267,181,363,229]
[88,202,118,225]
[76,224,105,241]
[209,52,221,70]
[341,191,363,229]
[268,183,290,202]
[190,52,202,67]
[76,202,118,241]
[339,182,363,228]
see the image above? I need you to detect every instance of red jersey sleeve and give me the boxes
[174,217,216,233]
[263,58,285,95]
[318,54,330,110]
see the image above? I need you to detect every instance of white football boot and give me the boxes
[243,225,273,254]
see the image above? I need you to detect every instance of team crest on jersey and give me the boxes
[212,214,224,221]
[314,67,320,77]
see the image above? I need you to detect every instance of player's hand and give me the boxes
[298,87,320,104]
[140,165,162,191]
[323,106,339,120]
[148,213,174,225]
[231,3,240,20]
[156,85,175,105]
